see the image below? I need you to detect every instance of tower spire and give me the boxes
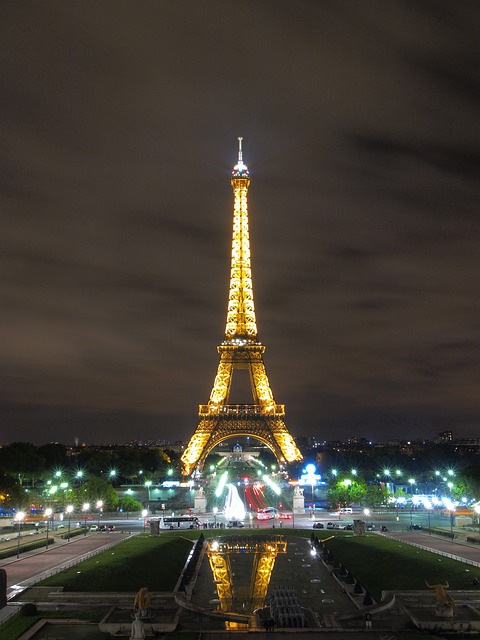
[232,136,249,177]
[226,138,256,341]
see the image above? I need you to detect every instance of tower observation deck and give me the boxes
[180,139,302,477]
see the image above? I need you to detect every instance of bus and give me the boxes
[160,516,199,530]
[256,508,278,520]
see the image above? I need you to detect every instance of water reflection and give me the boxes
[207,535,287,626]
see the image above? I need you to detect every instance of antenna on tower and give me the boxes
[238,136,243,164]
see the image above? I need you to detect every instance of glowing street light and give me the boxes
[364,508,370,529]
[15,511,25,559]
[96,500,103,527]
[66,505,74,541]
[44,508,53,549]
[82,502,90,536]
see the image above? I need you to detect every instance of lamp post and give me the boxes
[408,479,415,527]
[96,500,103,527]
[44,508,53,549]
[15,511,25,559]
[341,479,352,520]
[142,509,148,533]
[82,503,90,536]
[364,508,370,530]
[450,507,456,541]
[66,505,74,542]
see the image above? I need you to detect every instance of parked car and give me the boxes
[344,524,354,531]
[313,522,324,529]
[108,524,116,532]
[408,524,422,531]
[89,525,99,531]
[366,523,376,531]
[226,520,244,528]
[326,522,338,529]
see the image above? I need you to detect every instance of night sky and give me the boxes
[1,1,479,446]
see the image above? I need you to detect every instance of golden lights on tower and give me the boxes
[181,139,302,477]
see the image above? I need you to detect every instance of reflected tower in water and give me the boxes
[207,535,287,628]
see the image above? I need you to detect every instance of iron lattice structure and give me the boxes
[207,535,287,622]
[181,139,303,477]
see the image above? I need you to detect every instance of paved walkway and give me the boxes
[383,529,480,567]
[0,531,133,625]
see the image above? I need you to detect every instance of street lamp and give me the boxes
[341,479,352,519]
[213,507,218,528]
[15,511,25,559]
[82,503,90,536]
[364,508,370,530]
[44,508,53,549]
[142,509,148,533]
[96,500,103,527]
[66,505,74,542]
[450,506,456,540]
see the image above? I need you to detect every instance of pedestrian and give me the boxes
[364,612,372,630]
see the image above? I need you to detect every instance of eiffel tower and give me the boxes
[181,139,302,477]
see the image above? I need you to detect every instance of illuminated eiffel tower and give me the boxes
[181,139,303,477]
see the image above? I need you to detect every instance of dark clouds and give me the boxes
[1,1,479,445]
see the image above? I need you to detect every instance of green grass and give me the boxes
[317,532,477,600]
[39,534,194,591]
[0,614,40,640]
[0,610,108,640]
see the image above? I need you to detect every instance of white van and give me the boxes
[339,507,353,514]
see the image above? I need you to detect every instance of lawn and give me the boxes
[316,532,478,600]
[39,534,194,591]
[0,610,108,640]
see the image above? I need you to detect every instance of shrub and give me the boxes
[20,603,38,616]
